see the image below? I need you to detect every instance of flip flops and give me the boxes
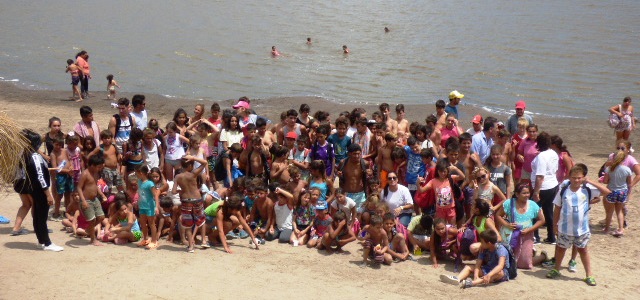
[585,276,597,286]
[611,230,624,238]
[0,215,10,224]
[10,228,29,236]
[137,239,150,247]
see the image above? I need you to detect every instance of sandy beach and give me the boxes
[0,82,637,300]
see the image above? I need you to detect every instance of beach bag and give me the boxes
[503,243,518,279]
[508,198,522,253]
[455,224,477,271]
[608,113,620,128]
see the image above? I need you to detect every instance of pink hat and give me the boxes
[285,132,298,140]
[233,100,251,110]
[472,114,483,124]
[515,100,526,109]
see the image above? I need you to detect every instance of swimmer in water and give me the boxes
[384,27,390,33]
[271,46,280,57]
[307,37,312,45]
[343,45,349,54]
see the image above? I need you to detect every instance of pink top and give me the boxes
[440,126,460,148]
[76,56,90,76]
[608,153,639,170]
[518,138,538,172]
[73,121,101,147]
[556,151,570,182]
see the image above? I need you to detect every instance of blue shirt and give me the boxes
[328,133,351,165]
[404,146,426,186]
[479,243,510,272]
[471,131,494,164]
[444,105,458,118]
[137,179,156,210]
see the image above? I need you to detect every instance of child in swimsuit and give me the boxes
[320,210,355,252]
[106,74,120,100]
[382,212,410,261]
[65,59,83,101]
[104,197,143,244]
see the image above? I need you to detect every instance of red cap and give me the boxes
[515,100,526,109]
[472,114,483,124]
[285,132,298,139]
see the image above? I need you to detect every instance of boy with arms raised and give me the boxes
[77,155,106,246]
[172,154,209,253]
[546,164,610,286]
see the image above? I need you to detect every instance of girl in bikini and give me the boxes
[106,74,120,100]
[104,197,143,245]
[205,194,260,254]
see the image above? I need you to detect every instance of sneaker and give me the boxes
[542,257,556,268]
[440,274,460,285]
[543,238,556,245]
[461,278,473,289]
[237,230,249,239]
[43,243,64,252]
[546,269,560,279]
[568,259,577,273]
[226,232,238,239]
[10,228,29,236]
[534,238,541,245]
[585,276,597,286]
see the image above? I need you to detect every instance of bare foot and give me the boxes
[75,98,84,102]
[91,240,104,246]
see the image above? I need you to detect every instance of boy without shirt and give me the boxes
[361,215,392,265]
[99,130,124,193]
[50,137,74,219]
[377,133,397,188]
[396,104,410,142]
[78,155,106,246]
[172,155,209,252]
[378,103,398,135]
[256,118,276,150]
[249,185,275,242]
[247,136,269,184]
[336,144,369,213]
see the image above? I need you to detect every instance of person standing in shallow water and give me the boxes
[609,96,635,141]
[343,45,349,54]
[75,51,91,98]
[271,46,280,57]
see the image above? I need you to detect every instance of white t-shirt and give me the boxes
[274,202,293,231]
[131,110,148,130]
[330,197,356,222]
[421,139,434,150]
[143,138,161,169]
[380,184,414,215]
[219,129,244,146]
[531,149,559,190]
[346,126,357,138]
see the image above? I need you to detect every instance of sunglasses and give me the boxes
[477,174,487,180]
[617,147,626,151]
[388,176,398,181]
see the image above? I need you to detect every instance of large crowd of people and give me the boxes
[7,87,637,289]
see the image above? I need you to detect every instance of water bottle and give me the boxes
[57,160,67,173]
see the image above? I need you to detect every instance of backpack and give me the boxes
[558,180,592,213]
[455,223,478,271]
[503,243,518,279]
[113,113,133,135]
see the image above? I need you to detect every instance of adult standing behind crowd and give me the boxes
[73,105,101,147]
[531,132,559,245]
[130,95,148,130]
[445,90,464,119]
[20,129,64,251]
[381,171,414,228]
[108,98,136,154]
[75,51,91,98]
[471,117,497,164]
[507,101,534,135]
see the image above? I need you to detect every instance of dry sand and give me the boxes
[0,82,638,299]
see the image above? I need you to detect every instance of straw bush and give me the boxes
[0,112,28,185]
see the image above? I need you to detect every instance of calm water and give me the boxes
[0,0,638,117]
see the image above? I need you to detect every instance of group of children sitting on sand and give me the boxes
[27,92,636,288]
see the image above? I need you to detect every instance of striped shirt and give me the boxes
[553,180,600,236]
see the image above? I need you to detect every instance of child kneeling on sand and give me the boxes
[440,229,509,288]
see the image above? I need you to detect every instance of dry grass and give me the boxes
[0,112,28,185]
